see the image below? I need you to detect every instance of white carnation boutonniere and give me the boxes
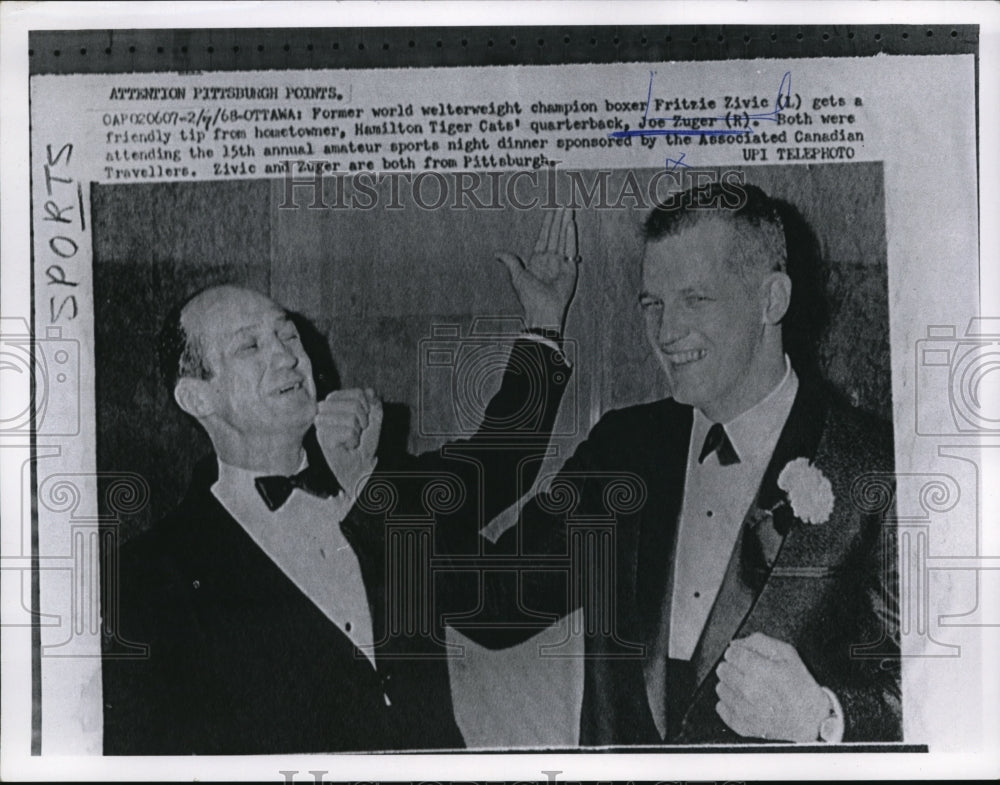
[776,457,835,525]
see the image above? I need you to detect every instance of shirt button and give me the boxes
[192,580,200,589]
[345,622,352,632]
[693,591,701,598]
[706,510,713,518]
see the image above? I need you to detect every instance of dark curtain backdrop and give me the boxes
[92,162,890,746]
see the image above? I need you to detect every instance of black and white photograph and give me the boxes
[0,3,997,781]
[94,165,898,755]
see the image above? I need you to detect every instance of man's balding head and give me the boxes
[159,285,318,450]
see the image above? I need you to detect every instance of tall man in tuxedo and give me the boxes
[102,209,580,754]
[464,184,900,745]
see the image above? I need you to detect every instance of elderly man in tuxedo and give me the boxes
[102,210,580,754]
[460,183,900,745]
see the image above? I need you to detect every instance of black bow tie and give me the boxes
[698,422,741,466]
[254,463,340,511]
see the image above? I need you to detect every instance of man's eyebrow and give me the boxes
[223,323,268,346]
[218,327,254,350]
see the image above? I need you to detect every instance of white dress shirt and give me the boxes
[211,453,377,669]
[669,358,799,660]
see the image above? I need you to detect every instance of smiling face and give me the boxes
[180,286,317,442]
[640,217,789,422]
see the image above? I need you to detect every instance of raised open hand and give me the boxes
[497,207,580,333]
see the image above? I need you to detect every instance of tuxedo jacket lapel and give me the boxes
[172,470,382,676]
[579,400,692,746]
[636,403,692,644]
[688,382,828,689]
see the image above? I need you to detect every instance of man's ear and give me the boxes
[174,377,215,419]
[761,271,792,325]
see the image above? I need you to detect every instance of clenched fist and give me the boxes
[315,387,383,498]
[715,632,833,742]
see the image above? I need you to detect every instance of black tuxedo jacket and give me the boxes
[102,339,570,754]
[454,380,901,745]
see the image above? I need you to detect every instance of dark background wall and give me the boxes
[93,180,271,542]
